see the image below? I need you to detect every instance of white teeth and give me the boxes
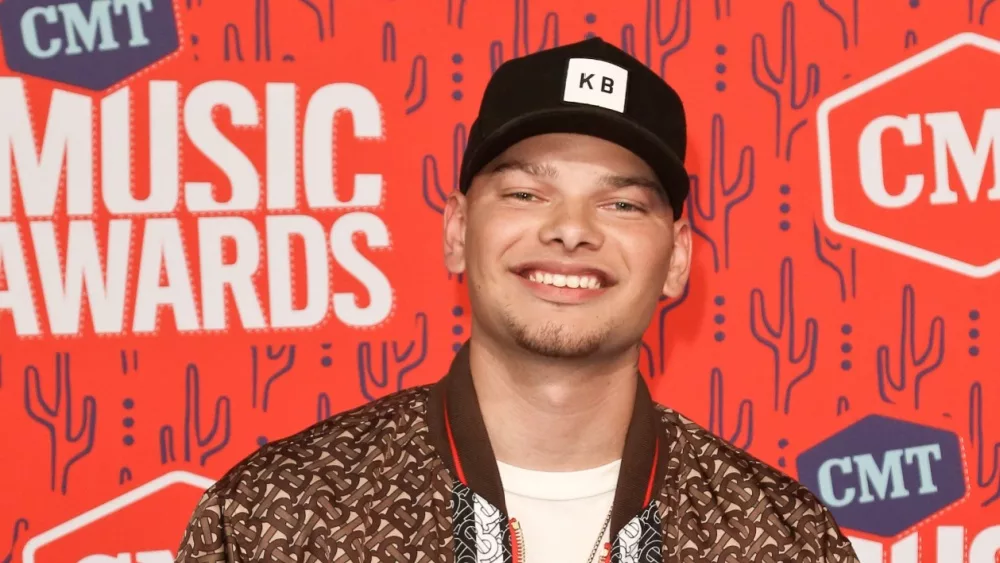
[525,270,602,289]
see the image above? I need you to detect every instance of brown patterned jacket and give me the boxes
[174,343,860,562]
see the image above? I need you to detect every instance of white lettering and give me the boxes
[198,217,265,330]
[58,0,119,55]
[903,443,941,494]
[858,113,924,208]
[330,212,392,327]
[78,554,130,563]
[925,109,1000,204]
[0,223,39,335]
[20,6,61,58]
[817,456,855,508]
[266,83,297,210]
[132,219,199,333]
[31,220,131,335]
[184,81,260,212]
[112,0,154,48]
[303,83,384,209]
[102,82,180,214]
[849,526,1000,563]
[266,215,329,328]
[0,78,92,218]
[854,448,909,503]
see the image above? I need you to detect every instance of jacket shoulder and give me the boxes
[215,385,433,493]
[174,386,438,562]
[655,405,859,563]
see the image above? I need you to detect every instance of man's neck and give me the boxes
[468,337,639,473]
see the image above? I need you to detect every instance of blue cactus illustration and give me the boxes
[969,381,1000,506]
[448,0,468,28]
[620,0,692,78]
[23,353,97,494]
[382,23,397,62]
[751,1,821,160]
[970,0,999,24]
[255,0,272,61]
[812,221,856,302]
[876,285,944,410]
[317,392,332,422]
[250,344,297,412]
[422,124,468,282]
[1,519,28,563]
[296,0,328,41]
[817,0,859,50]
[836,396,850,415]
[656,281,689,375]
[404,55,428,114]
[120,349,139,374]
[714,0,731,19]
[422,123,468,214]
[708,367,754,450]
[223,24,244,61]
[489,0,559,72]
[688,114,755,273]
[750,258,819,414]
[357,312,429,401]
[159,364,231,467]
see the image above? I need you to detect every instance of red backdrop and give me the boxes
[1,1,998,562]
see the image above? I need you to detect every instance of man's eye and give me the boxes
[505,192,536,201]
[611,201,643,212]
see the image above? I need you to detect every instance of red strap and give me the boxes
[643,439,660,506]
[442,396,467,485]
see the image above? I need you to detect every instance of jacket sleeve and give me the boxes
[816,506,862,563]
[174,486,242,563]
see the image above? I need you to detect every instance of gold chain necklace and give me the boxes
[509,504,614,563]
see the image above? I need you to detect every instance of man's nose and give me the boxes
[537,201,604,251]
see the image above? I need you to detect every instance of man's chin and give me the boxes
[506,325,607,359]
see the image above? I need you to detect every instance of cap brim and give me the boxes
[460,106,689,219]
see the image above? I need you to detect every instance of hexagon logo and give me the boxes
[21,471,214,563]
[796,415,966,538]
[817,32,1000,278]
[0,0,180,91]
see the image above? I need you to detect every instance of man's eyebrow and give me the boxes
[598,173,663,194]
[484,159,559,178]
[484,159,665,198]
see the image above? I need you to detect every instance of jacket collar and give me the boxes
[426,340,670,540]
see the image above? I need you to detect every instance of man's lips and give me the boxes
[511,261,616,288]
[510,262,615,304]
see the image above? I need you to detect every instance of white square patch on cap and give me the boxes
[562,58,629,113]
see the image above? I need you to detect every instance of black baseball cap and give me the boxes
[459,37,690,219]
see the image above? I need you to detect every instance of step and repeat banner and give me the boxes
[0,0,998,561]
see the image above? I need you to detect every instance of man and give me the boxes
[174,37,859,563]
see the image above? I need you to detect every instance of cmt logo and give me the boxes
[21,471,214,563]
[0,0,179,90]
[796,415,966,537]
[817,32,1000,278]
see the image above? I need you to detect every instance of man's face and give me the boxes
[443,133,691,359]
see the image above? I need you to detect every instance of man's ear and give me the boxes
[443,190,468,274]
[662,219,692,298]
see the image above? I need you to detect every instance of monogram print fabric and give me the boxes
[472,491,508,563]
[613,504,662,563]
[653,405,858,563]
[174,385,858,563]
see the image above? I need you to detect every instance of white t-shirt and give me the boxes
[497,459,621,563]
